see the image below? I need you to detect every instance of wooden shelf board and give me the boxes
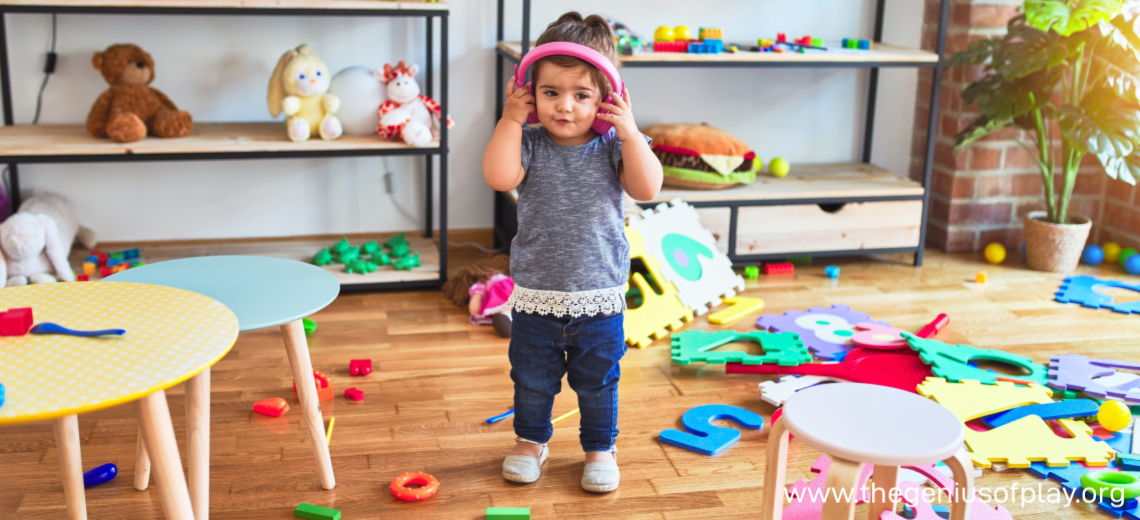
[69,234,441,286]
[498,41,938,65]
[651,162,924,204]
[0,123,439,159]
[0,0,449,10]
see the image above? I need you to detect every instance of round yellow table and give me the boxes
[0,282,238,520]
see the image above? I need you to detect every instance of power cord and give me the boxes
[382,158,506,254]
[32,13,58,125]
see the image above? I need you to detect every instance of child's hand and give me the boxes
[503,75,535,126]
[598,89,640,142]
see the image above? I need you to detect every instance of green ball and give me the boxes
[770,157,790,178]
[303,318,316,336]
[1120,247,1138,267]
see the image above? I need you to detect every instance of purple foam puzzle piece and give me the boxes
[1048,354,1140,404]
[755,304,890,360]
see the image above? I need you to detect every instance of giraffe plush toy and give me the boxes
[373,61,453,147]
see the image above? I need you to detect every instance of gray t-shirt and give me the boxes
[507,126,647,318]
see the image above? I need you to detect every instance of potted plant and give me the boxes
[950,0,1140,272]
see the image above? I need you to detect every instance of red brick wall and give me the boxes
[910,0,1108,252]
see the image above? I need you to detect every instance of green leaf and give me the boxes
[1058,87,1140,156]
[1026,0,1123,36]
[993,19,1078,78]
[963,68,1062,122]
[948,37,1004,68]
[1097,150,1140,184]
[1088,34,1140,97]
[954,116,1014,149]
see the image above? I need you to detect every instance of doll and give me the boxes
[442,255,513,337]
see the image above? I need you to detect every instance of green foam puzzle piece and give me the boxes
[902,332,1049,385]
[671,330,811,366]
[294,502,341,520]
[487,507,531,520]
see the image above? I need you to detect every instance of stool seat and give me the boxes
[782,382,964,467]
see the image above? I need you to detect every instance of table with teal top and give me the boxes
[106,255,340,517]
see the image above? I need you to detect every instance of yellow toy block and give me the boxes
[624,228,693,348]
[917,378,1114,468]
[699,28,723,40]
[976,271,987,283]
[708,296,764,325]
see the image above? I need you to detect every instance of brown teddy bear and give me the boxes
[85,44,193,143]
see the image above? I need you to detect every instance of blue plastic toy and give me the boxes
[981,399,1100,428]
[1056,275,1140,314]
[0,382,4,408]
[83,463,118,488]
[29,323,125,337]
[1085,245,1106,266]
[902,504,949,519]
[825,266,840,279]
[1127,255,1140,275]
[486,409,514,423]
[659,404,763,455]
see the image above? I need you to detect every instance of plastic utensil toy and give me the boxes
[29,323,125,337]
[83,463,118,488]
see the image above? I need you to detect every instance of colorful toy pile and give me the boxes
[652,25,724,54]
[1084,242,1140,275]
[79,248,142,281]
[312,233,420,274]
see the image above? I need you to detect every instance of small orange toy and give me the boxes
[389,471,439,501]
[293,369,334,402]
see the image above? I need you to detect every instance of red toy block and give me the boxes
[349,359,372,376]
[777,33,787,43]
[653,41,689,53]
[77,274,90,281]
[796,36,812,46]
[0,308,33,336]
[100,266,113,277]
[90,250,109,266]
[253,397,290,417]
[764,262,794,275]
[294,369,334,402]
[344,388,364,401]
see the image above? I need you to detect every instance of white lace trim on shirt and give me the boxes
[508,284,626,318]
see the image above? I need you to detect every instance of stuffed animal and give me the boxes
[373,61,453,147]
[0,191,97,286]
[86,44,193,143]
[268,44,343,142]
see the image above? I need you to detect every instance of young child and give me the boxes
[481,12,663,492]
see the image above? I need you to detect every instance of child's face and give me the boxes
[534,63,603,142]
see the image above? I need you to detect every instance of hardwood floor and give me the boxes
[3,247,1138,519]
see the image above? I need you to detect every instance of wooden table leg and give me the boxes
[868,464,899,520]
[761,417,790,520]
[134,429,151,491]
[137,390,194,520]
[186,368,210,520]
[280,318,336,490]
[944,448,975,520]
[53,414,87,520]
[821,457,864,520]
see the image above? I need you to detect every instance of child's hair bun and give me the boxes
[533,11,621,96]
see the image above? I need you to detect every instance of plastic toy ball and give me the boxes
[673,25,692,41]
[1120,247,1139,267]
[1083,244,1105,266]
[770,157,790,178]
[984,243,1006,265]
[654,26,674,41]
[1098,400,1132,432]
[1104,242,1123,264]
[1127,254,1140,275]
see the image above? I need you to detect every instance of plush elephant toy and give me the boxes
[0,191,97,286]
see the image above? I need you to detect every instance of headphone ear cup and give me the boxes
[591,92,617,134]
[524,82,534,94]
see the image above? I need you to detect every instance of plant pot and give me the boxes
[1024,211,1092,273]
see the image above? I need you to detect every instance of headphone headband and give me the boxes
[514,42,623,95]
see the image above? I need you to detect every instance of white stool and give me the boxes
[762,383,973,520]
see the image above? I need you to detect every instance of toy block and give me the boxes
[688,41,722,54]
[699,28,722,40]
[744,266,759,279]
[253,397,290,417]
[90,250,108,266]
[294,502,341,520]
[1120,453,1140,471]
[111,264,127,273]
[976,271,987,283]
[759,39,775,47]
[825,265,840,279]
[787,256,812,266]
[349,359,372,376]
[764,262,794,275]
[85,255,99,264]
[83,262,96,275]
[859,39,873,50]
[100,266,113,277]
[487,507,531,520]
[777,33,787,42]
[106,257,121,267]
[344,388,364,401]
[294,369,334,402]
[131,261,144,268]
[121,248,139,260]
[76,274,90,282]
[812,38,823,47]
[0,308,34,336]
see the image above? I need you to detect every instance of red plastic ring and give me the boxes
[389,471,440,501]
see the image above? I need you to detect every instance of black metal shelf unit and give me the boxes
[491,0,950,267]
[0,2,449,291]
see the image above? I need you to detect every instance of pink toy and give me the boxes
[344,388,364,401]
[253,397,290,417]
[782,455,873,520]
[349,359,372,376]
[884,465,1014,520]
[514,41,625,135]
[469,274,514,325]
[0,307,33,336]
[727,347,931,393]
[375,61,453,147]
[916,313,949,338]
[763,262,794,275]
[851,322,908,349]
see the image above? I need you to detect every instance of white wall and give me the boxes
[0,0,922,242]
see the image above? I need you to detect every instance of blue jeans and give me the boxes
[510,310,626,452]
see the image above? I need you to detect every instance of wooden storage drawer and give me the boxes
[735,201,922,254]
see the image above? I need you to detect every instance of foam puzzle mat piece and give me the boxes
[756,304,890,360]
[708,296,764,325]
[728,350,931,393]
[758,375,841,407]
[1048,354,1140,404]
[783,455,873,520]
[624,228,693,348]
[629,199,745,315]
[982,399,1101,428]
[904,333,1049,385]
[1056,275,1140,314]
[658,404,763,456]
[882,481,1014,520]
[671,330,811,366]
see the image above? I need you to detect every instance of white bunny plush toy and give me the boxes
[268,44,344,142]
[0,191,97,286]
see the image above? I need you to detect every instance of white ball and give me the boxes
[328,66,386,135]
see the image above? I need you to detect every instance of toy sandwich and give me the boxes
[644,123,761,190]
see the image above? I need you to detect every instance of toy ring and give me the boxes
[1081,470,1140,501]
[389,471,440,501]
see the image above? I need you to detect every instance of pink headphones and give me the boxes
[514,41,625,134]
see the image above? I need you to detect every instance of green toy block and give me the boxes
[361,240,381,255]
[303,318,317,336]
[394,253,421,271]
[487,507,531,520]
[337,247,361,264]
[294,502,341,520]
[787,256,813,266]
[671,330,811,366]
[311,248,333,266]
[744,266,759,279]
[331,237,354,255]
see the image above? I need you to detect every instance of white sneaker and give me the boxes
[502,442,548,483]
[581,448,619,492]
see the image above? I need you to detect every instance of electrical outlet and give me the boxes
[384,172,397,194]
